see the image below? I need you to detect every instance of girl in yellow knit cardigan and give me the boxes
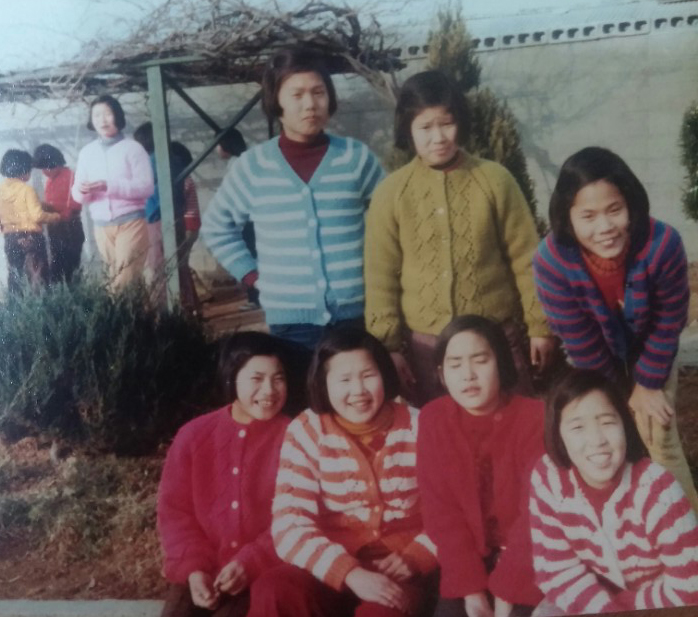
[365,70,555,406]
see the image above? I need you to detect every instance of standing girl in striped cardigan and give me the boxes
[202,47,383,350]
[249,328,438,617]
[530,369,698,616]
[533,146,698,510]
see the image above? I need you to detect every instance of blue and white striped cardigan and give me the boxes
[202,134,384,326]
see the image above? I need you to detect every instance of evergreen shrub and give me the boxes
[680,102,698,221]
[0,278,217,455]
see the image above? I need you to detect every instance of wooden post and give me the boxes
[146,64,180,310]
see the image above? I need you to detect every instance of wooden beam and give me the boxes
[146,64,180,310]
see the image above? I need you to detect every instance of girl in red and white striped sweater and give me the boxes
[248,328,438,617]
[530,369,698,616]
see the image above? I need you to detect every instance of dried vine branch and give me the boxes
[0,0,403,103]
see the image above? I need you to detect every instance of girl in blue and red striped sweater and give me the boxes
[533,146,698,510]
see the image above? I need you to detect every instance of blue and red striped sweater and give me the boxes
[533,218,688,389]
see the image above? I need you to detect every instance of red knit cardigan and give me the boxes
[417,394,545,605]
[157,406,289,584]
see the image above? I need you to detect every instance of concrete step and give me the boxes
[0,600,163,617]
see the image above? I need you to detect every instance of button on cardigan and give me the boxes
[202,134,384,327]
[157,407,289,584]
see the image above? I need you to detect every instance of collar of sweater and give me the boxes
[332,401,396,438]
[279,130,329,151]
[412,149,472,176]
[98,132,125,149]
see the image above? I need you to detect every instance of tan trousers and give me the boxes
[93,217,149,291]
[633,362,698,513]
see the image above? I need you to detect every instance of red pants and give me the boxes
[248,564,428,617]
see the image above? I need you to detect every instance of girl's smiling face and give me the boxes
[326,349,386,424]
[569,180,630,259]
[410,105,459,167]
[440,331,501,415]
[559,389,627,489]
[231,355,287,424]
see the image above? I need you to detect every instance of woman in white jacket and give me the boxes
[72,94,154,290]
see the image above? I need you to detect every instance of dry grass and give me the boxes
[0,437,166,599]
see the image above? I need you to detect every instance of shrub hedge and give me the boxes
[0,278,217,455]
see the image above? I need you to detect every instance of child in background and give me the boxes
[365,70,554,405]
[530,369,698,616]
[213,128,258,308]
[157,332,296,617]
[32,144,85,284]
[417,316,544,617]
[0,149,60,293]
[170,141,201,312]
[533,146,698,510]
[249,328,437,617]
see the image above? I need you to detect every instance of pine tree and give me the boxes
[424,6,539,220]
[680,102,698,221]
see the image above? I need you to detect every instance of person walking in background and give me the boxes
[72,95,153,291]
[0,149,60,293]
[32,144,85,284]
[365,71,554,406]
[533,146,698,511]
[202,46,384,350]
[133,121,188,308]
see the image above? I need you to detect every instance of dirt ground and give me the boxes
[1,265,698,600]
[0,436,166,599]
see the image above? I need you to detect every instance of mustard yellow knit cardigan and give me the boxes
[365,153,550,351]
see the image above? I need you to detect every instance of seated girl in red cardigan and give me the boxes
[417,315,545,617]
[530,369,698,616]
[249,328,438,617]
[157,332,296,617]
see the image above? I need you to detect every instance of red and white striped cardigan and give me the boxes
[271,401,438,591]
[530,455,698,614]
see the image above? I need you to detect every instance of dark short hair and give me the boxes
[217,331,292,406]
[394,70,470,154]
[217,129,247,158]
[261,46,338,122]
[87,94,126,132]
[133,122,154,154]
[171,141,194,167]
[545,368,647,468]
[549,147,651,254]
[32,144,66,169]
[1,149,33,178]
[434,315,518,394]
[307,327,399,415]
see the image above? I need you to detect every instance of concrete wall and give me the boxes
[475,17,698,241]
[0,0,696,287]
